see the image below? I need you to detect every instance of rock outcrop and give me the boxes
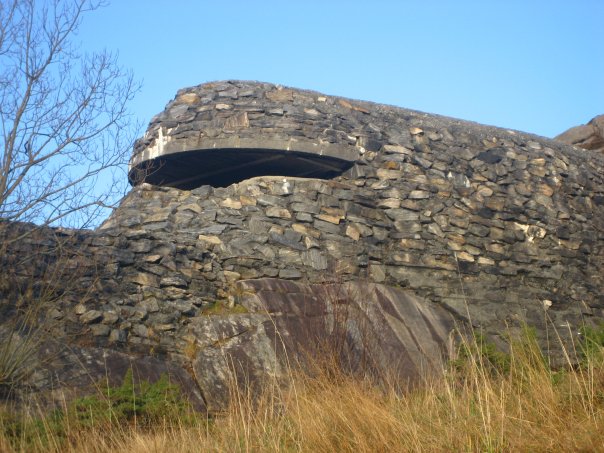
[555,115,604,154]
[1,81,603,411]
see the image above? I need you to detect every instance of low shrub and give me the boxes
[0,369,196,451]
[69,369,194,429]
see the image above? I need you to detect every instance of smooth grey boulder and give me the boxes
[556,114,604,153]
[188,279,454,411]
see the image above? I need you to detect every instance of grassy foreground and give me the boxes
[2,328,604,452]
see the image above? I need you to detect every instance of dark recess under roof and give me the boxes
[128,148,355,189]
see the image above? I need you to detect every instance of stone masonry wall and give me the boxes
[126,79,604,340]
[127,80,604,331]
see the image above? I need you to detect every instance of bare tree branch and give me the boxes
[0,0,140,229]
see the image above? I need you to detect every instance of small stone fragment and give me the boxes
[369,264,386,282]
[91,324,110,336]
[108,329,127,343]
[346,225,361,241]
[266,207,292,219]
[409,190,430,199]
[80,310,103,324]
[316,214,341,225]
[160,276,188,288]
[198,235,223,245]
[278,269,302,279]
[455,252,475,262]
[382,144,412,155]
[221,198,242,209]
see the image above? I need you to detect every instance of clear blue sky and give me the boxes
[78,0,603,139]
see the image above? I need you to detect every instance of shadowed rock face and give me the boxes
[555,115,604,154]
[2,81,604,412]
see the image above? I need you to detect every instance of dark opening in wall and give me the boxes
[128,148,354,189]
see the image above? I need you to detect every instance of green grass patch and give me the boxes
[0,369,198,451]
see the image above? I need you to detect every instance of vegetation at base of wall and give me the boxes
[579,322,604,365]
[451,330,512,375]
[3,325,604,452]
[0,370,198,451]
[69,369,195,429]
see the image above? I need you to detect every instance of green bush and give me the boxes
[0,406,65,449]
[70,369,193,428]
[0,369,197,451]
[452,331,511,375]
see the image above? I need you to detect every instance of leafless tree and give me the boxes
[0,0,139,229]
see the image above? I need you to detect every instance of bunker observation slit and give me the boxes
[128,147,355,189]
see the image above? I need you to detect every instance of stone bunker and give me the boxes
[2,80,604,412]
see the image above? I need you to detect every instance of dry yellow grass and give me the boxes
[3,329,604,452]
